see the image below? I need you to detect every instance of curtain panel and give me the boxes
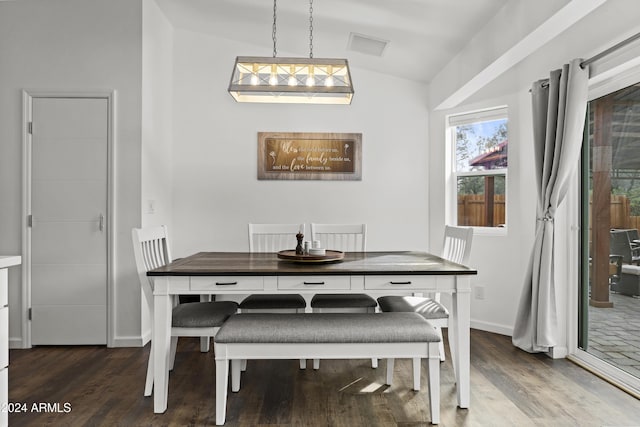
[512,58,588,353]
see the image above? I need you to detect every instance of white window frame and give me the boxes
[446,106,508,235]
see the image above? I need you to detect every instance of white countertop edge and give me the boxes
[0,255,22,269]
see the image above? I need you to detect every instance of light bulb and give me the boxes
[269,74,278,85]
[325,65,334,87]
[288,65,297,86]
[251,64,259,85]
[306,65,315,87]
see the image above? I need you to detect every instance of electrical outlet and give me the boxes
[474,285,485,300]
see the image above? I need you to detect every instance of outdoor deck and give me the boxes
[588,291,640,378]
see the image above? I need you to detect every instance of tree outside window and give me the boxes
[448,108,508,227]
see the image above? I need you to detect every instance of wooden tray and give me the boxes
[277,250,345,263]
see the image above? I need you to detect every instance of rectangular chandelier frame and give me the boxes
[228,56,354,104]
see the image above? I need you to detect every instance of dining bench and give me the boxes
[213,312,441,425]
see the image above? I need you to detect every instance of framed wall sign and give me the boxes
[257,132,362,180]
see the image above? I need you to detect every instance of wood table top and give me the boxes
[147,251,477,277]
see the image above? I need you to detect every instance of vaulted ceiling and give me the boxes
[154,0,510,84]
[154,1,640,109]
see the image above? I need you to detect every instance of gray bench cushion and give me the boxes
[310,293,377,308]
[172,301,238,328]
[239,294,306,309]
[215,312,440,344]
[377,296,448,320]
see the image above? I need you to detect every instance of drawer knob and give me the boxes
[390,281,412,285]
[303,281,325,285]
[215,281,238,286]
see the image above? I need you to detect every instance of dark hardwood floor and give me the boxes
[8,330,640,426]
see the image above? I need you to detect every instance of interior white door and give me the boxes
[30,97,108,345]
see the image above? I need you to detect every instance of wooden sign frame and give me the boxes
[257,132,362,180]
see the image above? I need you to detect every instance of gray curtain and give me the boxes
[512,58,589,353]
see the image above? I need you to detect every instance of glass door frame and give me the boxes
[569,62,640,397]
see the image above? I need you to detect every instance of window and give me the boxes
[448,107,508,227]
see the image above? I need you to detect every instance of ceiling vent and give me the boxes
[347,33,389,57]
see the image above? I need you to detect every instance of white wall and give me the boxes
[170,29,430,257]
[141,0,174,343]
[0,0,143,347]
[4,0,638,350]
[142,0,174,229]
[427,0,640,341]
[429,91,535,335]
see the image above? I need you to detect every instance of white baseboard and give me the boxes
[13,320,518,349]
[141,328,151,347]
[546,345,568,359]
[9,337,26,349]
[470,319,513,336]
[110,335,145,348]
[12,334,146,348]
[468,321,569,359]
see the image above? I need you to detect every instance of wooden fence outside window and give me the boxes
[457,194,506,227]
[458,194,640,229]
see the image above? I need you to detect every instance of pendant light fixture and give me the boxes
[228,0,354,104]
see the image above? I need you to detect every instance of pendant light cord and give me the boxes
[274,0,314,59]
[309,0,314,58]
[272,0,277,57]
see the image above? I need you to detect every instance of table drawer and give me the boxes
[278,276,351,290]
[190,276,264,291]
[364,275,436,291]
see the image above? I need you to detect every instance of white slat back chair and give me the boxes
[310,223,367,252]
[309,224,372,315]
[434,225,473,361]
[243,224,307,314]
[309,223,377,369]
[434,225,474,303]
[133,226,173,334]
[249,223,303,253]
[132,226,238,397]
[378,224,473,376]
[243,223,308,369]
[442,225,473,265]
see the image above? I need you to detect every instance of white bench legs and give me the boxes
[213,312,441,425]
[214,341,440,425]
[385,354,440,423]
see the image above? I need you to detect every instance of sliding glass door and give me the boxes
[581,81,640,387]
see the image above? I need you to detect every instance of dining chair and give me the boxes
[378,225,473,366]
[240,223,308,369]
[240,223,307,314]
[309,223,377,369]
[132,225,238,397]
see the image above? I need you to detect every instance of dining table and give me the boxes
[147,250,477,414]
